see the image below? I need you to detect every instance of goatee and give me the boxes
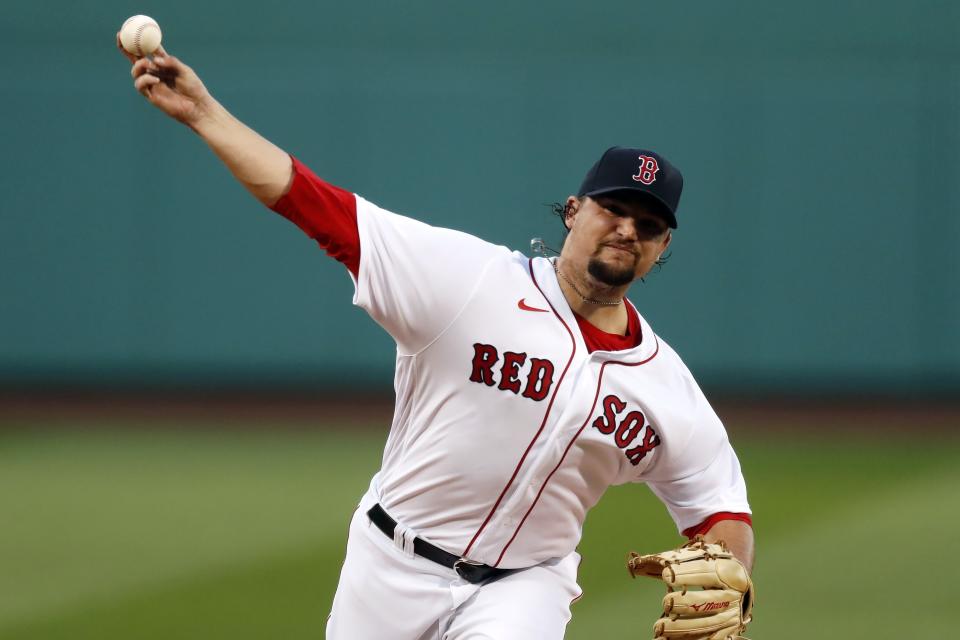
[587,258,635,287]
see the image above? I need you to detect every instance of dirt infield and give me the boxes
[1,390,958,436]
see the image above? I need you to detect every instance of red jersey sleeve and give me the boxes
[682,512,753,539]
[269,156,360,277]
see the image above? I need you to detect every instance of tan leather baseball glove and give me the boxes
[627,536,754,640]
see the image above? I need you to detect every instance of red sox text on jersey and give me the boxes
[469,343,661,466]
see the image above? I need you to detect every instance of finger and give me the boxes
[116,31,140,65]
[134,73,160,95]
[131,57,158,79]
[153,52,189,78]
[661,557,751,592]
[654,607,741,638]
[153,49,177,68]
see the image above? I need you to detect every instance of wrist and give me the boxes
[188,95,227,135]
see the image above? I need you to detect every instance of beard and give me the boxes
[587,256,636,287]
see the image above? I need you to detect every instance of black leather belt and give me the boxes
[366,503,517,585]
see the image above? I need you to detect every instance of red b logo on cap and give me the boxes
[632,155,659,185]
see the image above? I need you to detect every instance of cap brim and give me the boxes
[581,187,677,229]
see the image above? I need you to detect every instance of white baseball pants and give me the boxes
[326,490,582,640]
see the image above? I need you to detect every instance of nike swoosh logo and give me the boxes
[517,298,549,313]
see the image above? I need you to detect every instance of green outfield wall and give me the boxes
[2,1,958,393]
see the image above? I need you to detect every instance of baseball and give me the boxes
[119,15,162,57]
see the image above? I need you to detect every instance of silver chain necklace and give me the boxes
[553,261,623,306]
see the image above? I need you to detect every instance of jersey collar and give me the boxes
[530,257,657,360]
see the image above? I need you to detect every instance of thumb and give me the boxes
[152,49,192,79]
[153,46,175,67]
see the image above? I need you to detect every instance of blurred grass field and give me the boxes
[1,414,957,639]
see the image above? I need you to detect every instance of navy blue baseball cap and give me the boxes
[578,147,683,228]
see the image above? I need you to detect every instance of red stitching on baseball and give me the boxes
[132,21,157,57]
[134,23,146,56]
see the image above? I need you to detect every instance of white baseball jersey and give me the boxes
[268,157,751,638]
[351,196,751,570]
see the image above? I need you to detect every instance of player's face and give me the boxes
[562,194,672,287]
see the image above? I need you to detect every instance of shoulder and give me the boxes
[624,303,686,366]
[649,333,686,368]
[624,308,702,395]
[356,195,515,258]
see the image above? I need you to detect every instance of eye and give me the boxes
[636,219,666,237]
[600,202,627,217]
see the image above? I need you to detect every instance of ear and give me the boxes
[563,196,580,231]
[660,230,673,253]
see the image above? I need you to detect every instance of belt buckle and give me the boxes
[453,558,487,583]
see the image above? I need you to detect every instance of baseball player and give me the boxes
[121,42,755,640]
